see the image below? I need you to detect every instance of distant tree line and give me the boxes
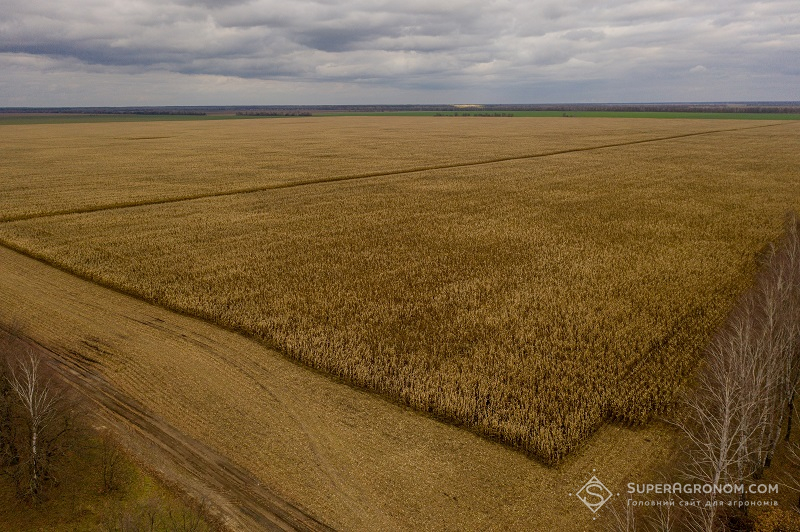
[433,112,515,117]
[3,103,799,115]
[480,104,800,114]
[111,110,207,116]
[0,108,206,115]
[235,111,312,117]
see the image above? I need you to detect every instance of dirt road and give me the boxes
[1,330,332,532]
[0,244,675,530]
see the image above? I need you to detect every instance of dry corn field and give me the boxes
[0,117,749,220]
[1,117,799,463]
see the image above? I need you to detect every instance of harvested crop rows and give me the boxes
[1,117,798,463]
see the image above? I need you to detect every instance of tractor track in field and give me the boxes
[0,121,789,224]
[3,118,764,528]
[0,327,333,532]
[0,235,676,532]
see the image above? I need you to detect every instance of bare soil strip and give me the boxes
[0,244,675,530]
[0,122,785,223]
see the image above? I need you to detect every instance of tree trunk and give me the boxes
[30,426,38,496]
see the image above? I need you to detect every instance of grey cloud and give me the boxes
[173,0,253,8]
[540,3,570,21]
[296,28,367,52]
[0,0,797,103]
[563,29,605,42]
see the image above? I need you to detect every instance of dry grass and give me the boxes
[2,119,798,463]
[0,244,677,531]
[0,116,758,220]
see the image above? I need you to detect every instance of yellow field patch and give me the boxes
[0,116,762,220]
[2,119,798,462]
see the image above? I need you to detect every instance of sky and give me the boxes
[1,0,798,106]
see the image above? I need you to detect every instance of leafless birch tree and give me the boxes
[3,348,75,501]
[673,211,800,529]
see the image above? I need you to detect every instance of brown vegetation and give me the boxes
[0,117,762,220]
[0,244,675,531]
[607,212,800,530]
[2,119,798,463]
[676,212,799,529]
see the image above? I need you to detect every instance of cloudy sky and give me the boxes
[1,0,798,105]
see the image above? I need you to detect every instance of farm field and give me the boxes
[0,245,675,530]
[321,110,800,120]
[0,117,765,220]
[0,114,232,125]
[1,118,798,463]
[4,110,800,125]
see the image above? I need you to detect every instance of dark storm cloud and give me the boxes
[0,0,798,104]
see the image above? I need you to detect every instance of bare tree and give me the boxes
[781,440,800,512]
[99,430,124,493]
[644,494,680,532]
[8,350,59,499]
[166,500,213,532]
[782,213,800,443]
[605,491,638,532]
[759,259,796,468]
[675,330,753,531]
[5,348,75,501]
[672,211,800,528]
[0,321,24,471]
[679,293,783,524]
